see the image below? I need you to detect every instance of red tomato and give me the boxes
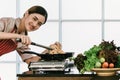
[109,63,114,68]
[102,62,109,68]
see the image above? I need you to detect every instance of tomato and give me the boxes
[102,62,109,68]
[109,63,114,68]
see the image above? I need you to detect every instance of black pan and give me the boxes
[23,51,74,61]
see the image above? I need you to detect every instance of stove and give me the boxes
[28,60,69,72]
[27,52,74,73]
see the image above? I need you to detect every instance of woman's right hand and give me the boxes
[19,35,31,46]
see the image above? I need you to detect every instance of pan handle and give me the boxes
[22,51,42,56]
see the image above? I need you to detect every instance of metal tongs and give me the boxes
[16,39,53,50]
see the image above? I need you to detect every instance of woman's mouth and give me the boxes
[29,25,35,30]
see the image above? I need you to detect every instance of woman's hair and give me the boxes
[27,5,48,24]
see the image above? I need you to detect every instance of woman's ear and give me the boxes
[24,11,29,18]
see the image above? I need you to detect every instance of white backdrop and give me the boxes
[0,0,120,80]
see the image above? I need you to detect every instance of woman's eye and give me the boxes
[38,22,42,26]
[33,17,37,21]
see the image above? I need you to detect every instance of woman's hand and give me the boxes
[24,56,41,64]
[19,35,31,46]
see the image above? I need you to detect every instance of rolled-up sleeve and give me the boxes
[0,20,5,32]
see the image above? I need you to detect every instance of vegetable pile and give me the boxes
[74,40,120,73]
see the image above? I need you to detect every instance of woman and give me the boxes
[0,5,48,64]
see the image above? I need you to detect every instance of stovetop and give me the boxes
[28,60,70,72]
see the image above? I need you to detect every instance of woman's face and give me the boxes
[24,13,45,31]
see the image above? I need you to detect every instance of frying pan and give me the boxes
[23,51,74,61]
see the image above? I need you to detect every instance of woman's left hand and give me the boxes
[24,56,41,64]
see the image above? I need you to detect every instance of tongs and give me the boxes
[16,39,53,50]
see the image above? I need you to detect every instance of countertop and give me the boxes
[17,67,120,80]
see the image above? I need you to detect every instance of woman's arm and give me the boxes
[0,32,20,39]
[24,56,41,64]
[17,49,41,64]
[0,32,31,45]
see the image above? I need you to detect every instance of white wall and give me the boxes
[0,0,120,80]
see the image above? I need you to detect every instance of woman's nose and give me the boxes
[33,21,38,26]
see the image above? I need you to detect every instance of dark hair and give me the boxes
[27,5,48,24]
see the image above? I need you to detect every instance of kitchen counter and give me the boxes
[17,71,93,80]
[17,67,120,80]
